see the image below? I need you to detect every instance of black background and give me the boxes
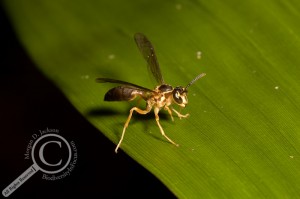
[0,5,175,199]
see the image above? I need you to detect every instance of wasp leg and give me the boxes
[154,107,179,147]
[115,105,152,153]
[164,106,174,122]
[172,108,190,120]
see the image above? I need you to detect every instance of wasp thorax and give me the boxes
[157,84,173,92]
[172,86,188,107]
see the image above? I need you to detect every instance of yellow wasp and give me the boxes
[97,33,205,153]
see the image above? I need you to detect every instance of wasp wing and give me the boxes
[134,33,165,85]
[96,78,154,92]
[96,78,155,101]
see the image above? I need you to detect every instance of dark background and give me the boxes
[0,5,175,199]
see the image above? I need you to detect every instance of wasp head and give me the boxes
[172,73,206,107]
[172,86,188,107]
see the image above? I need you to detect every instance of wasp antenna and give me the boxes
[185,73,206,89]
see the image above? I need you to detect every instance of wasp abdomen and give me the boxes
[104,86,137,101]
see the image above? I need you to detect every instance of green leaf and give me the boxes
[4,0,300,197]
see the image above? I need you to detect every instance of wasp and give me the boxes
[96,33,206,153]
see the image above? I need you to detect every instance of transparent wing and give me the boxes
[96,78,155,93]
[134,33,165,85]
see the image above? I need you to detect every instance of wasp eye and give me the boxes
[173,91,183,104]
